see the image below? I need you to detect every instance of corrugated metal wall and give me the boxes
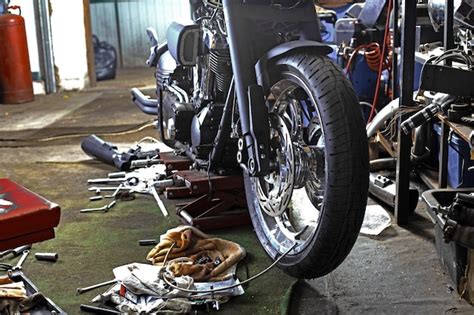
[90,0,190,67]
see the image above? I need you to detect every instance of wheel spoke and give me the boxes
[250,78,327,255]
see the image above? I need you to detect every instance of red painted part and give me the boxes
[0,178,61,251]
[0,13,34,104]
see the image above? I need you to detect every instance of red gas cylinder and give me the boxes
[0,13,34,104]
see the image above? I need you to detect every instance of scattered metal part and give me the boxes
[77,279,117,295]
[87,178,125,185]
[80,304,120,315]
[35,252,58,262]
[12,245,32,257]
[107,200,117,209]
[108,172,127,179]
[105,184,125,199]
[85,164,172,216]
[0,245,31,259]
[138,239,158,246]
[80,205,109,213]
[117,191,136,201]
[179,210,193,225]
[88,186,127,192]
[150,186,169,217]
[12,250,29,271]
[0,249,12,258]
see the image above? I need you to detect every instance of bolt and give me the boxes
[238,139,244,150]
[248,159,256,173]
[237,152,242,163]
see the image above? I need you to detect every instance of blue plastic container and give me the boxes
[433,123,474,188]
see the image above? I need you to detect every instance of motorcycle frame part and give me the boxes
[222,0,329,176]
[176,190,250,231]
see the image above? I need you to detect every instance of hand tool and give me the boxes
[85,164,174,216]
[80,200,116,213]
[80,204,110,213]
[10,250,29,271]
[80,304,121,314]
[138,239,158,246]
[0,245,31,259]
[77,279,117,295]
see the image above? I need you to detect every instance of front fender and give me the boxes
[255,40,333,91]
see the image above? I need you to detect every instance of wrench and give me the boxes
[80,200,116,213]
[88,186,129,193]
[12,250,29,271]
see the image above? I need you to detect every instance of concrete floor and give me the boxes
[0,68,473,314]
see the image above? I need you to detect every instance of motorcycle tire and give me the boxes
[245,53,369,279]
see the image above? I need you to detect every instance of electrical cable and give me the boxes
[136,136,160,145]
[367,0,393,124]
[160,242,297,294]
[0,120,156,143]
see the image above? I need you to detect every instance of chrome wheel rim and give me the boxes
[249,76,326,256]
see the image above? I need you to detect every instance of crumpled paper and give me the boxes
[93,263,244,314]
[360,205,392,236]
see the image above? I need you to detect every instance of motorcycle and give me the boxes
[132,0,369,279]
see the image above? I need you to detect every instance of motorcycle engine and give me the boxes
[156,2,234,161]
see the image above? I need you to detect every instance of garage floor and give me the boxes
[0,68,473,314]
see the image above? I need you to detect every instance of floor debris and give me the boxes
[360,204,392,236]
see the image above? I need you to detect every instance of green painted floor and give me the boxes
[0,68,472,314]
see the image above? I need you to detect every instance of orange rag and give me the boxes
[147,226,245,282]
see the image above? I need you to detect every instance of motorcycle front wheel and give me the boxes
[245,53,369,279]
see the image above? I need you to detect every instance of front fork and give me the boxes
[223,2,271,176]
[222,0,321,176]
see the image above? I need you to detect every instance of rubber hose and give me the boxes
[370,157,397,172]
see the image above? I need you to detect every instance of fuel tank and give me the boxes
[0,13,34,104]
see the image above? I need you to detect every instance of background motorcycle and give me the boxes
[133,0,369,279]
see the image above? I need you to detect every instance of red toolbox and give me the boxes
[0,179,61,251]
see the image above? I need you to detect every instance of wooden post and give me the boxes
[83,0,96,87]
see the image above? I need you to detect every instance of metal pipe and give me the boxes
[34,0,56,94]
[370,158,397,172]
[444,0,455,61]
[366,98,399,138]
[131,88,158,116]
[114,0,123,68]
[395,0,417,224]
